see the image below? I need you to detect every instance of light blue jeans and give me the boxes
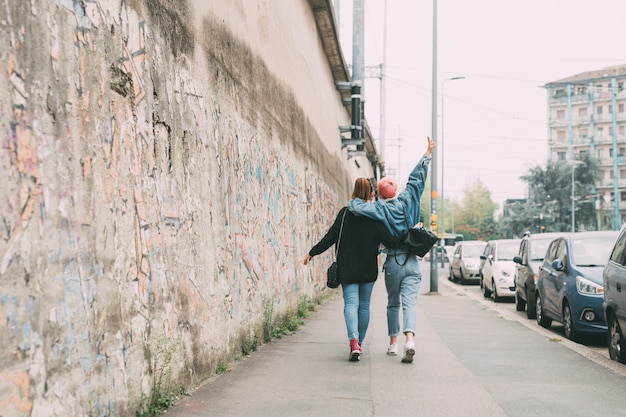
[384,251,422,337]
[342,282,376,344]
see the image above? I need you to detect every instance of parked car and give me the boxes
[423,245,449,263]
[513,232,567,319]
[535,231,619,341]
[603,223,626,363]
[480,239,521,301]
[449,240,487,284]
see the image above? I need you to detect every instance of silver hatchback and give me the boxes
[449,241,487,284]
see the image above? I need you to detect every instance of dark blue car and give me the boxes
[535,231,619,341]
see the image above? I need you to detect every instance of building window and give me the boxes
[620,125,625,136]
[557,109,566,119]
[598,148,605,159]
[578,107,587,117]
[620,147,626,156]
[598,127,604,137]
[598,105,603,114]
[621,169,626,178]
[609,105,613,114]
[610,170,614,179]
[610,148,614,157]
[557,152,566,161]
[579,129,588,139]
[557,130,566,140]
[620,103,625,113]
[621,192,626,202]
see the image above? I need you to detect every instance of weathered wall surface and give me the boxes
[0,0,376,415]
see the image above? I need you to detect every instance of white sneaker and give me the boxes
[401,340,415,363]
[386,343,398,356]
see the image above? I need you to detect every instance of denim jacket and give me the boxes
[347,154,431,237]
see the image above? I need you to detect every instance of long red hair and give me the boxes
[351,178,373,200]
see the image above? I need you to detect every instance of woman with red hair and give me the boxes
[303,178,403,362]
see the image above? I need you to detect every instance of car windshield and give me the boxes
[530,238,554,261]
[463,244,486,258]
[570,236,615,267]
[497,242,519,261]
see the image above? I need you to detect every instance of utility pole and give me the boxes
[379,0,388,172]
[352,0,364,94]
[429,0,439,293]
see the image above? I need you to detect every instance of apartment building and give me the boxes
[545,65,626,230]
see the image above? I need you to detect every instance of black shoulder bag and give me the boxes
[395,207,439,265]
[326,209,347,288]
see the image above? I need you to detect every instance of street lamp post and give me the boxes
[440,76,464,267]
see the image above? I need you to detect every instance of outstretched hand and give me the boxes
[303,254,312,265]
[425,136,436,157]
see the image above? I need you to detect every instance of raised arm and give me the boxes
[399,137,435,206]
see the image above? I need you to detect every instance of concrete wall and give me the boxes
[0,0,377,415]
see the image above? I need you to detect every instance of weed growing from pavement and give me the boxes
[262,296,317,341]
[136,335,184,417]
[548,337,561,342]
[216,361,229,375]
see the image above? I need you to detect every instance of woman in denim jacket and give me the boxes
[304,178,403,362]
[348,136,435,363]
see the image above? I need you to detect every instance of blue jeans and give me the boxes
[342,282,376,343]
[384,252,422,337]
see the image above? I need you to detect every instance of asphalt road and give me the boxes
[166,259,626,417]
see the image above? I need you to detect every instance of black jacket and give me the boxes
[308,207,403,285]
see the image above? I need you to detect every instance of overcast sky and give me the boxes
[334,0,626,210]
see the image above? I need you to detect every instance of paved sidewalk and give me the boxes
[166,265,626,417]
[166,267,508,417]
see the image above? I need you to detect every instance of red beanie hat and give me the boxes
[378,177,397,199]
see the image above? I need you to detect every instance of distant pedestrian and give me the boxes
[303,178,403,362]
[348,136,435,363]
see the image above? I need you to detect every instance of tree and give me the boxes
[454,176,498,241]
[513,154,599,233]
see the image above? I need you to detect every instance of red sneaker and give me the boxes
[349,338,361,362]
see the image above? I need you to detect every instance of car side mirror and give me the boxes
[454,254,460,259]
[513,255,522,265]
[480,255,486,260]
[552,259,565,271]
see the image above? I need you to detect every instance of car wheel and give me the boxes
[607,313,626,364]
[525,287,537,320]
[515,290,526,312]
[535,292,552,329]
[492,279,501,302]
[563,302,578,341]
[482,275,492,298]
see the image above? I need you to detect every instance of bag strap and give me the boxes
[334,208,348,261]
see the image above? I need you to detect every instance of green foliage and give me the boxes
[262,298,275,343]
[453,176,498,240]
[136,336,181,417]
[262,296,313,342]
[500,155,600,237]
[296,295,316,319]
[242,332,260,355]
[215,361,229,375]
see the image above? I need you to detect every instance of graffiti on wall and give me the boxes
[0,1,345,415]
